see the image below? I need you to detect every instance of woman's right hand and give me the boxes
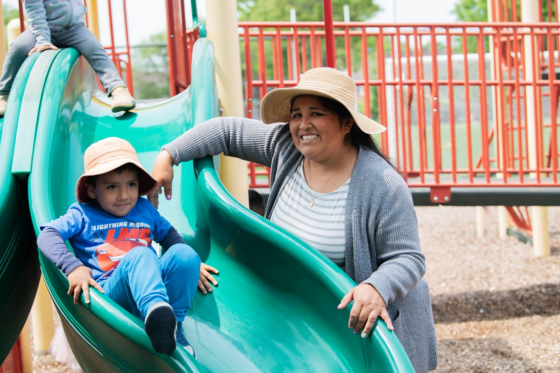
[150,150,175,209]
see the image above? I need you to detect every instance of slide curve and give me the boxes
[2,36,414,372]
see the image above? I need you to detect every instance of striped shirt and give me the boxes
[270,161,349,267]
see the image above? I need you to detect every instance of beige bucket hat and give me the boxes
[76,137,159,203]
[260,67,386,134]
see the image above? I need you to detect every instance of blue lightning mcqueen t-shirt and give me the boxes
[44,197,171,284]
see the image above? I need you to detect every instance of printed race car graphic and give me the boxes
[96,238,149,272]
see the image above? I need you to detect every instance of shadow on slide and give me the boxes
[9,37,414,372]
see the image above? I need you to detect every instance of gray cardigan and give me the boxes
[164,117,438,372]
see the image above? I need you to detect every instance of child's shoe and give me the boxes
[0,94,8,117]
[145,302,177,354]
[111,87,136,113]
[176,322,196,358]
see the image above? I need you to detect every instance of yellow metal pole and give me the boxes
[86,0,100,40]
[521,0,550,257]
[206,0,249,207]
[7,18,25,45]
[19,318,33,373]
[31,277,54,354]
[0,0,6,74]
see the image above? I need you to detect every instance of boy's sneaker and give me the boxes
[0,95,8,117]
[110,87,136,113]
[145,302,177,354]
[176,322,196,358]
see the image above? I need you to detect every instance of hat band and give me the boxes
[297,81,356,106]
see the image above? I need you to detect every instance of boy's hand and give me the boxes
[198,263,219,295]
[67,265,104,304]
[150,150,174,209]
[28,44,58,56]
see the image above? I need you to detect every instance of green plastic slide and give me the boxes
[0,53,42,362]
[3,36,415,371]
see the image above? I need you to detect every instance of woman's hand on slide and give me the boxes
[149,150,174,209]
[67,265,104,305]
[28,44,58,56]
[338,283,394,338]
[198,263,219,295]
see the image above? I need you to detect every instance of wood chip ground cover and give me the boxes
[29,206,560,372]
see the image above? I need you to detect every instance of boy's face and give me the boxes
[86,168,139,217]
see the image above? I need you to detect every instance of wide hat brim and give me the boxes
[259,87,386,135]
[76,158,159,203]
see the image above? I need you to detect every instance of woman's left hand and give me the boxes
[338,283,394,338]
[198,263,219,295]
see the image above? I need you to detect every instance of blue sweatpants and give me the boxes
[101,244,201,322]
[0,24,125,95]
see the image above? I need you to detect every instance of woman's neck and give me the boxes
[306,144,358,172]
[303,144,359,193]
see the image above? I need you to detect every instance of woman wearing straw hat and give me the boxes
[151,67,437,372]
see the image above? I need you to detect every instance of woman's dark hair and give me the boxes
[85,163,140,188]
[313,96,394,167]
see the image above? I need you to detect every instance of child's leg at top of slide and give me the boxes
[51,25,136,113]
[0,30,37,116]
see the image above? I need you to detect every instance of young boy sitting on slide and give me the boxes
[37,137,201,356]
[0,0,135,117]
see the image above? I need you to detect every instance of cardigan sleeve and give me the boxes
[361,179,426,306]
[163,117,288,168]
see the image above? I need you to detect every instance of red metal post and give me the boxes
[322,0,336,68]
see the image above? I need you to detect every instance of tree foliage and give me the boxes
[452,0,488,22]
[452,0,556,22]
[237,0,380,22]
[131,32,170,100]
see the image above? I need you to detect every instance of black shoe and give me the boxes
[145,302,177,354]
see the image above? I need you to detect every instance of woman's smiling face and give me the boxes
[289,95,352,162]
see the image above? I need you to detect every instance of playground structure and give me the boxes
[0,0,415,372]
[1,0,559,371]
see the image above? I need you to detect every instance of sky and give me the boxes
[4,0,460,46]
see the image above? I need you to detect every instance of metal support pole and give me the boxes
[532,206,550,256]
[322,0,336,68]
[206,0,249,207]
[476,206,488,238]
[498,206,510,238]
[31,277,54,354]
[521,0,550,256]
[86,0,100,40]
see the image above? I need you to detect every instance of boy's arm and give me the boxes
[158,226,184,251]
[37,227,104,304]
[24,0,52,46]
[37,227,83,276]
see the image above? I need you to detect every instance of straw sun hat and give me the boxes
[260,67,386,134]
[75,137,159,203]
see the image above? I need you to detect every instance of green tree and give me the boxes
[3,4,19,27]
[238,0,380,22]
[131,32,170,100]
[452,0,488,22]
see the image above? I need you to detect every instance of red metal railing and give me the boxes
[165,0,201,96]
[101,0,134,94]
[240,22,560,189]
